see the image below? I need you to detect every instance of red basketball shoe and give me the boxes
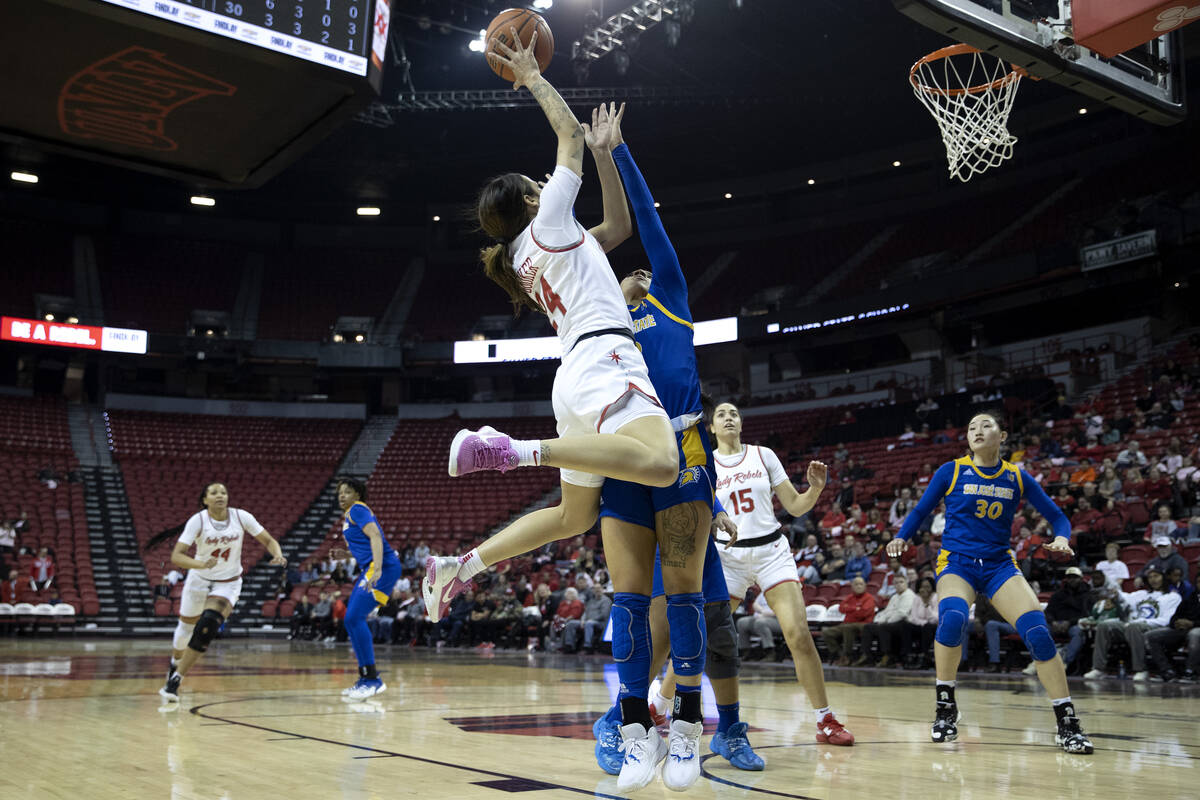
[815,712,855,745]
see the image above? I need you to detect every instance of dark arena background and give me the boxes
[1,1,1198,797]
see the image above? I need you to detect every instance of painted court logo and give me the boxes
[58,46,237,151]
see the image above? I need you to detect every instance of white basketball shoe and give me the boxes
[661,718,704,792]
[422,556,473,623]
[616,722,667,794]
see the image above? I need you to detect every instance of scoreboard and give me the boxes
[94,0,382,76]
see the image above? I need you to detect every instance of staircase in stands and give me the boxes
[82,465,154,632]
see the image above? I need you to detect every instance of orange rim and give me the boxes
[909,43,1029,97]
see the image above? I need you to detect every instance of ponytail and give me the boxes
[481,242,540,316]
[142,482,223,553]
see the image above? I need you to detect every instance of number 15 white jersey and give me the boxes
[508,166,634,354]
[177,508,263,581]
[713,445,789,544]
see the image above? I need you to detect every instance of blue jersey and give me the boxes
[341,501,399,568]
[613,144,702,425]
[897,456,1071,560]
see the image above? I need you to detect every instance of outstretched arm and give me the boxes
[611,138,688,310]
[584,103,631,253]
[489,28,585,175]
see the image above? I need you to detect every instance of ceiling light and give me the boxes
[66,316,79,324]
[357,206,381,216]
[892,160,902,167]
[10,171,38,184]
[1078,107,1088,115]
[354,333,365,343]
[432,215,441,222]
[653,202,660,208]
[532,0,553,9]
[44,313,55,322]
[807,178,815,185]
[190,195,215,207]
[469,29,486,53]
[724,192,732,199]
[332,333,344,343]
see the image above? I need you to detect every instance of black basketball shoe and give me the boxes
[159,673,182,702]
[1055,714,1094,755]
[931,704,959,743]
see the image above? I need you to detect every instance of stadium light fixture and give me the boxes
[356,206,381,216]
[892,160,902,167]
[354,333,365,343]
[808,178,816,185]
[432,215,441,222]
[190,195,215,207]
[332,333,344,343]
[43,313,54,322]
[10,171,38,184]
[653,201,660,208]
[66,316,79,324]
[724,192,732,199]
[1078,107,1088,115]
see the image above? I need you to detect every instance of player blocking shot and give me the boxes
[333,476,404,701]
[152,483,285,702]
[887,410,1093,754]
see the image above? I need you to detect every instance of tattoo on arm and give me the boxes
[540,442,552,465]
[659,503,701,569]
[529,81,582,140]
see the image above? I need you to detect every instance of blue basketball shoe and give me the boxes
[592,705,623,775]
[709,721,765,770]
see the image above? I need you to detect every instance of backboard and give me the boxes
[893,0,1187,125]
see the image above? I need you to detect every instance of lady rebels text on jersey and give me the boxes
[508,166,635,353]
[178,509,264,581]
[713,445,789,544]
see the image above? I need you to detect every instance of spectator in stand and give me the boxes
[914,423,932,445]
[0,518,17,567]
[1085,567,1180,680]
[1147,504,1182,543]
[833,443,850,463]
[1095,542,1130,588]
[876,556,906,599]
[1122,467,1146,503]
[1143,469,1173,508]
[907,531,939,573]
[898,423,916,447]
[845,458,873,482]
[1038,567,1094,675]
[820,502,847,537]
[1069,459,1097,486]
[312,591,333,639]
[905,577,939,669]
[915,463,935,490]
[546,586,584,652]
[1100,422,1121,446]
[843,542,872,582]
[290,595,314,640]
[1051,395,1073,421]
[1076,435,1106,463]
[571,584,612,654]
[1137,537,1189,587]
[889,488,915,530]
[1117,441,1149,470]
[821,544,847,582]
[933,420,959,444]
[330,592,347,643]
[1097,467,1124,502]
[916,396,940,416]
[863,508,888,538]
[154,576,172,600]
[1070,497,1105,559]
[1145,401,1175,431]
[369,588,402,644]
[1166,566,1195,602]
[468,590,496,648]
[1053,487,1076,511]
[1159,442,1184,476]
[857,574,916,667]
[797,533,822,563]
[413,541,430,564]
[823,576,876,665]
[395,592,427,645]
[31,547,54,591]
[1,568,20,603]
[434,590,474,648]
[400,546,418,572]
[1145,579,1200,682]
[737,590,782,661]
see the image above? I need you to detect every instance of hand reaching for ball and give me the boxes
[488,27,543,91]
[584,102,625,152]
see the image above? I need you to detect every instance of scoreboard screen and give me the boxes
[95,0,382,76]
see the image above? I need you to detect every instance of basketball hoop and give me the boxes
[910,44,1031,183]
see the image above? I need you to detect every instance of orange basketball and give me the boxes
[485,8,554,82]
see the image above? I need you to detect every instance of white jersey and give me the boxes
[713,445,789,544]
[178,508,264,581]
[509,166,634,354]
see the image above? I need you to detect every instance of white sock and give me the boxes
[814,706,831,722]
[457,549,487,580]
[1051,696,1072,706]
[510,439,542,467]
[173,621,194,651]
[652,690,672,714]
[936,680,956,688]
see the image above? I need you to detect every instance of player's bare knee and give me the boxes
[646,450,679,487]
[556,502,597,536]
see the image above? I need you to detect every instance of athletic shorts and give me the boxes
[357,557,404,606]
[552,334,668,489]
[180,570,243,617]
[716,533,798,601]
[934,548,1023,598]
[599,423,715,526]
[650,534,730,603]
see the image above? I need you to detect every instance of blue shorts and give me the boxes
[357,557,403,605]
[934,548,1023,599]
[651,534,730,602]
[599,424,715,528]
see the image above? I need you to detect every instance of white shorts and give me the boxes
[180,570,243,617]
[717,534,799,600]
[552,334,668,488]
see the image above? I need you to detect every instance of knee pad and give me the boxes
[172,621,195,651]
[188,609,224,653]
[611,593,651,663]
[935,596,970,648]
[704,601,739,680]
[666,592,706,677]
[1016,610,1057,661]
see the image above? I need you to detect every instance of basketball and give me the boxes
[485,8,554,82]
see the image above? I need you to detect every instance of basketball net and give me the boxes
[910,44,1029,183]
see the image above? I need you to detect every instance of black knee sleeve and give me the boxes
[188,608,224,653]
[704,602,740,680]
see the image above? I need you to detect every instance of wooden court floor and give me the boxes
[1,638,1196,799]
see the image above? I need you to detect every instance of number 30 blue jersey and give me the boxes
[897,456,1071,559]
